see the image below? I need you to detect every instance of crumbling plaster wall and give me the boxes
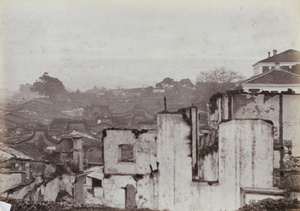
[0,172,23,193]
[59,174,75,196]
[103,129,156,209]
[2,173,76,202]
[31,174,75,202]
[156,114,274,211]
[282,95,300,156]
[282,95,300,190]
[232,94,300,157]
[104,130,156,175]
[84,177,104,204]
[41,177,60,201]
[197,152,218,182]
[84,166,104,204]
[233,94,279,137]
[102,175,154,209]
[156,113,192,211]
[232,94,300,190]
[6,175,43,200]
[195,130,219,182]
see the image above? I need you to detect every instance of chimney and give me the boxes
[274,62,280,70]
[268,52,271,58]
[73,136,83,172]
[273,49,277,56]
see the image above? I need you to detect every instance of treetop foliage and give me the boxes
[155,77,194,88]
[197,67,244,84]
[30,72,66,99]
[194,67,244,103]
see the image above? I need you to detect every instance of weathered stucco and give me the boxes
[233,94,279,137]
[104,130,156,175]
[211,92,300,192]
[42,177,60,201]
[0,173,23,193]
[283,95,300,156]
[101,174,154,209]
[195,130,219,182]
[102,175,132,208]
[1,173,76,203]
[232,94,300,155]
[156,113,192,211]
[2,103,295,210]
[84,183,104,204]
[156,114,275,211]
[7,176,43,200]
[198,152,218,182]
[59,174,75,197]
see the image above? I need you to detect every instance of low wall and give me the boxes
[0,172,23,193]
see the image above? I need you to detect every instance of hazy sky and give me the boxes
[1,0,300,92]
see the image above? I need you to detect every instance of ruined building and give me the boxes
[1,50,300,210]
[209,65,300,199]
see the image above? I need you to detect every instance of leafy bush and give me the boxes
[238,197,299,211]
[0,198,155,211]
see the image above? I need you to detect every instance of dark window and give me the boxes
[119,144,135,162]
[281,66,290,70]
[262,66,270,72]
[92,178,102,188]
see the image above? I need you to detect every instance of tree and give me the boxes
[19,83,33,93]
[155,77,176,88]
[195,67,244,102]
[197,67,244,84]
[12,83,39,101]
[30,72,66,99]
[178,78,194,88]
[155,77,195,89]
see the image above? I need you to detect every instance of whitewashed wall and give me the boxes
[156,114,274,211]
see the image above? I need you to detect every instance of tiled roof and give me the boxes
[256,49,300,63]
[243,69,300,84]
[4,146,33,160]
[10,143,45,161]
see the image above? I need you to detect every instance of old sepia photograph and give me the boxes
[0,0,300,210]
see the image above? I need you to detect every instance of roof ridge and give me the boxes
[281,69,300,77]
[242,68,300,85]
[242,70,274,84]
[254,49,300,65]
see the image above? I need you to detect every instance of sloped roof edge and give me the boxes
[253,49,300,66]
[242,69,300,85]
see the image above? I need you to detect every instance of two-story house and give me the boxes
[253,49,300,75]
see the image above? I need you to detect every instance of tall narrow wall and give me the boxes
[156,113,192,211]
[218,119,274,209]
